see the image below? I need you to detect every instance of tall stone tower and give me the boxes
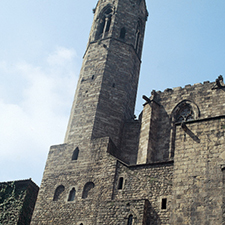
[31,0,148,224]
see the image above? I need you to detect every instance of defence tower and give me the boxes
[31,0,148,224]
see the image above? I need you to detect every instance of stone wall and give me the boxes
[171,117,225,224]
[138,79,225,163]
[113,161,173,224]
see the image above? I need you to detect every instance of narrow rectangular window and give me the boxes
[161,198,167,209]
[118,177,123,190]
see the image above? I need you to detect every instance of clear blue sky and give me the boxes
[0,0,225,185]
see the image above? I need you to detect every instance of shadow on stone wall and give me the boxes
[144,200,162,225]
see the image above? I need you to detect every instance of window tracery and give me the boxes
[95,7,113,40]
[175,103,194,123]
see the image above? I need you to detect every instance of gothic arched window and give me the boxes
[170,100,200,157]
[53,185,65,201]
[68,187,76,201]
[174,103,194,123]
[72,147,79,160]
[82,182,95,199]
[96,7,113,40]
[127,215,133,225]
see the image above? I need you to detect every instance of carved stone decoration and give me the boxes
[175,103,194,123]
[212,75,225,89]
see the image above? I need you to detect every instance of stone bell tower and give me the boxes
[64,0,147,149]
[31,0,148,224]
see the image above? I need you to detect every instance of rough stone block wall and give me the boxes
[171,118,225,224]
[31,137,119,225]
[120,120,141,164]
[112,161,174,224]
[138,80,225,163]
[96,199,147,225]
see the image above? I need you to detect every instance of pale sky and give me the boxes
[1,0,225,186]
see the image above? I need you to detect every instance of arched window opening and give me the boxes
[135,20,142,55]
[120,27,126,39]
[127,215,133,225]
[72,147,79,160]
[53,185,65,201]
[105,15,112,33]
[96,7,113,40]
[82,182,95,199]
[68,187,76,201]
[175,103,194,123]
[118,177,124,190]
[170,100,200,158]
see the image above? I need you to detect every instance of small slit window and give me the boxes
[72,147,79,160]
[120,27,126,39]
[118,177,124,190]
[127,215,133,225]
[161,198,167,209]
[68,187,76,201]
[135,19,143,56]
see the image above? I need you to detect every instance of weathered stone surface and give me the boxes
[31,0,225,224]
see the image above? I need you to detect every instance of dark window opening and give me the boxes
[120,27,126,39]
[96,7,113,40]
[72,147,79,160]
[127,215,133,225]
[112,83,115,88]
[135,20,143,56]
[92,75,95,79]
[98,19,105,37]
[82,182,95,199]
[53,185,65,201]
[68,187,76,201]
[135,31,140,50]
[118,177,123,190]
[105,15,112,33]
[161,198,167,209]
